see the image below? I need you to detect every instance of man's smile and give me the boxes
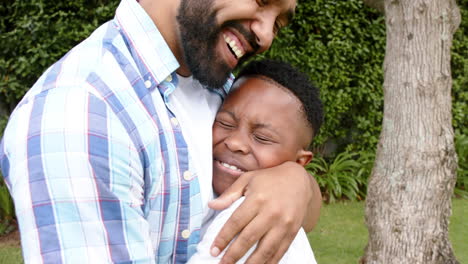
[223,33,245,59]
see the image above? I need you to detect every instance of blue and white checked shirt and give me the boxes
[0,0,232,263]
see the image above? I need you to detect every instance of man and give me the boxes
[0,0,321,263]
[187,59,323,263]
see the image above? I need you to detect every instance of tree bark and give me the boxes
[364,0,461,263]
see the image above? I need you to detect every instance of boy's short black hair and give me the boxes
[234,59,324,138]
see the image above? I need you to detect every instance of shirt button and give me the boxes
[144,80,152,89]
[165,74,173,82]
[181,229,190,239]
[171,117,179,126]
[183,171,192,181]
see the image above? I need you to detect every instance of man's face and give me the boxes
[176,0,296,88]
[212,76,312,195]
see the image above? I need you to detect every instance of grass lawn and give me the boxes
[1,199,466,263]
[308,198,468,264]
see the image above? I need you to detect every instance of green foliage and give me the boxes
[0,115,12,236]
[307,151,374,203]
[452,0,468,138]
[262,0,386,152]
[260,0,467,154]
[454,134,468,198]
[0,115,7,139]
[0,181,14,236]
[0,0,119,113]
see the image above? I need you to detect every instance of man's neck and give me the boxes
[139,0,192,77]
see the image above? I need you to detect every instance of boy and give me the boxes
[188,60,324,263]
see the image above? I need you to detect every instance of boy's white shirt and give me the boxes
[187,197,317,264]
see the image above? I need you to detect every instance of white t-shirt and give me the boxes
[165,74,223,219]
[187,197,317,264]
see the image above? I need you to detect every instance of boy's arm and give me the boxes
[208,161,321,264]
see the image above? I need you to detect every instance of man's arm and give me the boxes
[188,197,318,264]
[187,198,254,264]
[1,90,154,263]
[303,174,322,232]
[208,161,321,264]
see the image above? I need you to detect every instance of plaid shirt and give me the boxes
[0,0,232,263]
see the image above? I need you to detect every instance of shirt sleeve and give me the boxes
[1,88,155,263]
[186,197,317,264]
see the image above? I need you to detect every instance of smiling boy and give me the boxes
[187,59,323,263]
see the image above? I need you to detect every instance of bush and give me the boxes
[452,0,468,138]
[454,134,468,198]
[0,181,15,236]
[306,151,374,203]
[0,0,119,114]
[262,0,386,152]
[261,0,467,154]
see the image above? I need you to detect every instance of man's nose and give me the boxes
[224,131,250,154]
[250,10,276,54]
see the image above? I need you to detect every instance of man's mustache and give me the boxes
[221,21,260,56]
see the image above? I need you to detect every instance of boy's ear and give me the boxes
[296,149,313,167]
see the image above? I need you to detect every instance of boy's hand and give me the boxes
[208,161,320,264]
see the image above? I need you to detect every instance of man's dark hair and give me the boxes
[234,59,324,138]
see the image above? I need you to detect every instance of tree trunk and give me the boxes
[364,0,461,263]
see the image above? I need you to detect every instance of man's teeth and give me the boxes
[220,161,244,172]
[223,34,244,59]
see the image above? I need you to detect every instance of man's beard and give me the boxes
[176,0,257,88]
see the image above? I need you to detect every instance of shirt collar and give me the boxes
[114,0,234,98]
[114,0,179,86]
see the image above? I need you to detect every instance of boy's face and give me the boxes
[212,76,313,195]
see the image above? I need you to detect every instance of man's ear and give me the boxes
[296,149,313,167]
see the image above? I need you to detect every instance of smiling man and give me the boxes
[0,0,321,263]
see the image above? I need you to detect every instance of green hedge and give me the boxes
[262,1,386,153]
[451,0,468,138]
[0,0,119,114]
[262,0,467,152]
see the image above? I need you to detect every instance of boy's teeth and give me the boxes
[223,34,244,59]
[220,161,243,172]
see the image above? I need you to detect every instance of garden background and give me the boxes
[0,0,466,263]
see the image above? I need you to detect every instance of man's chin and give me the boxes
[192,64,232,88]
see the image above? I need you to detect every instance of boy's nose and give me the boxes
[224,132,250,154]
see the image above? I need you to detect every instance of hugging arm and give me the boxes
[208,161,321,264]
